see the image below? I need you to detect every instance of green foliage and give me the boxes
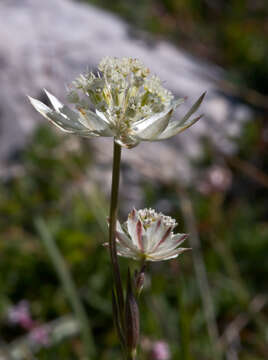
[79,0,268,95]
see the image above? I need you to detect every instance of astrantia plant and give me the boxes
[28,56,205,360]
[29,56,205,148]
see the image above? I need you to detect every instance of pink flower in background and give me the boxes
[208,165,232,192]
[7,300,34,330]
[198,165,232,195]
[151,340,171,360]
[7,300,51,349]
[29,325,51,347]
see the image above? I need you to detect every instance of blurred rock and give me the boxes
[0,0,252,185]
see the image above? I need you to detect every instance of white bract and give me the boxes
[111,208,189,261]
[28,57,205,148]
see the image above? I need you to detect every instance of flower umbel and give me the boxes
[28,57,205,148]
[108,208,189,261]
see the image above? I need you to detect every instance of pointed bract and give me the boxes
[155,92,206,140]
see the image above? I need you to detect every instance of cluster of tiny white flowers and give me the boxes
[161,214,177,228]
[144,75,174,108]
[67,57,174,133]
[137,208,158,227]
[136,208,177,229]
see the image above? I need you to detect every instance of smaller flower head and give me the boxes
[108,208,189,261]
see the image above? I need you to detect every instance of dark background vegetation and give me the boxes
[86,0,268,95]
[0,0,268,359]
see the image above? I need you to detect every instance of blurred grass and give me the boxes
[35,218,96,358]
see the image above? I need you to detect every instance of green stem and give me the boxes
[126,350,136,360]
[177,276,192,360]
[35,218,96,359]
[108,141,125,333]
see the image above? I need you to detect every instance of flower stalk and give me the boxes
[125,269,140,359]
[108,140,125,342]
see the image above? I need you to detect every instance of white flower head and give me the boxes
[110,208,190,261]
[28,56,205,148]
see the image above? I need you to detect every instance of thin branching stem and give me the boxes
[127,352,136,360]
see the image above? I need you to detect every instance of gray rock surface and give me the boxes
[0,0,251,186]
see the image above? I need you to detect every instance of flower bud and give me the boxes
[134,265,146,296]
